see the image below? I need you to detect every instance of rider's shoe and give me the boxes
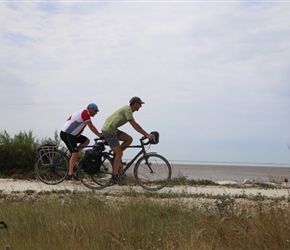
[109,174,122,185]
[73,168,80,181]
[66,174,73,181]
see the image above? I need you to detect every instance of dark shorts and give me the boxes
[60,131,88,153]
[101,130,124,148]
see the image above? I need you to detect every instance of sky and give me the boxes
[1,0,290,165]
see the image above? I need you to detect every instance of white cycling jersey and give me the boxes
[61,109,91,136]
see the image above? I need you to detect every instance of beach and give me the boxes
[171,163,290,184]
[0,163,289,200]
[1,163,290,199]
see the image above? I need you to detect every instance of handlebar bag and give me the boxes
[149,131,159,144]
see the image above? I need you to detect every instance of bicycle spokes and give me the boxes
[134,154,172,191]
[35,149,69,185]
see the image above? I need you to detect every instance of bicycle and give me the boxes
[35,131,172,191]
[35,142,112,186]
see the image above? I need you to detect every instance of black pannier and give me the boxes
[79,149,102,175]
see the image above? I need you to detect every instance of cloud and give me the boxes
[0,2,289,164]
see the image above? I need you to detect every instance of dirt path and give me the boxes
[1,178,289,198]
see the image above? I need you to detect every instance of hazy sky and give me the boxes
[1,1,289,165]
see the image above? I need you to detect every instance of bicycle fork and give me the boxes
[144,156,154,174]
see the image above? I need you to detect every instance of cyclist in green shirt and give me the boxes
[102,96,154,183]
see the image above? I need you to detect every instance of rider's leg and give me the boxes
[78,138,90,151]
[68,138,89,176]
[101,130,131,176]
[118,132,133,151]
[68,152,78,176]
[111,145,123,175]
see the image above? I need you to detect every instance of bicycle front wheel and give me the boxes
[35,149,69,185]
[80,154,113,190]
[134,153,172,191]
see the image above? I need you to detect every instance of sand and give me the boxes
[0,178,289,199]
[1,164,290,198]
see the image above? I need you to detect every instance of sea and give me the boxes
[170,161,290,184]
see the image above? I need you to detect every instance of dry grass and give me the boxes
[1,190,290,250]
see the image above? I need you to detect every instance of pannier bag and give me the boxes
[149,131,159,144]
[80,149,102,175]
[38,144,57,165]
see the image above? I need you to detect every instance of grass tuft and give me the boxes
[1,191,290,249]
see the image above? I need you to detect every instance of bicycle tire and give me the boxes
[80,154,113,190]
[134,153,172,191]
[35,149,69,185]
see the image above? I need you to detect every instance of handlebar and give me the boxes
[141,131,159,145]
[141,136,151,146]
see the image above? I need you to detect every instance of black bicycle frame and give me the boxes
[52,145,94,171]
[104,137,153,174]
[51,150,69,171]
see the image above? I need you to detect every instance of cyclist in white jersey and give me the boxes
[60,103,102,180]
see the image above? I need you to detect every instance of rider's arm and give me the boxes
[129,119,154,140]
[87,122,102,137]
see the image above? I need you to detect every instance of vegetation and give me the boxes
[1,130,290,249]
[169,176,217,186]
[1,191,290,249]
[0,130,62,178]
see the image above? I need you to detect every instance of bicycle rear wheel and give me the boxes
[80,154,113,190]
[134,153,172,191]
[35,149,69,185]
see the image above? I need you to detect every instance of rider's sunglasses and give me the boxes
[94,109,98,113]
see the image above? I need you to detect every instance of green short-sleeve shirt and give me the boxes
[102,105,134,134]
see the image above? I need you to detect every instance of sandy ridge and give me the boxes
[1,178,289,198]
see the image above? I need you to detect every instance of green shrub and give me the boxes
[0,130,61,178]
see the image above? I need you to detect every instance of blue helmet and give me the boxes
[87,103,99,112]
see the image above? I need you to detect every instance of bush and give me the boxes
[0,130,61,178]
